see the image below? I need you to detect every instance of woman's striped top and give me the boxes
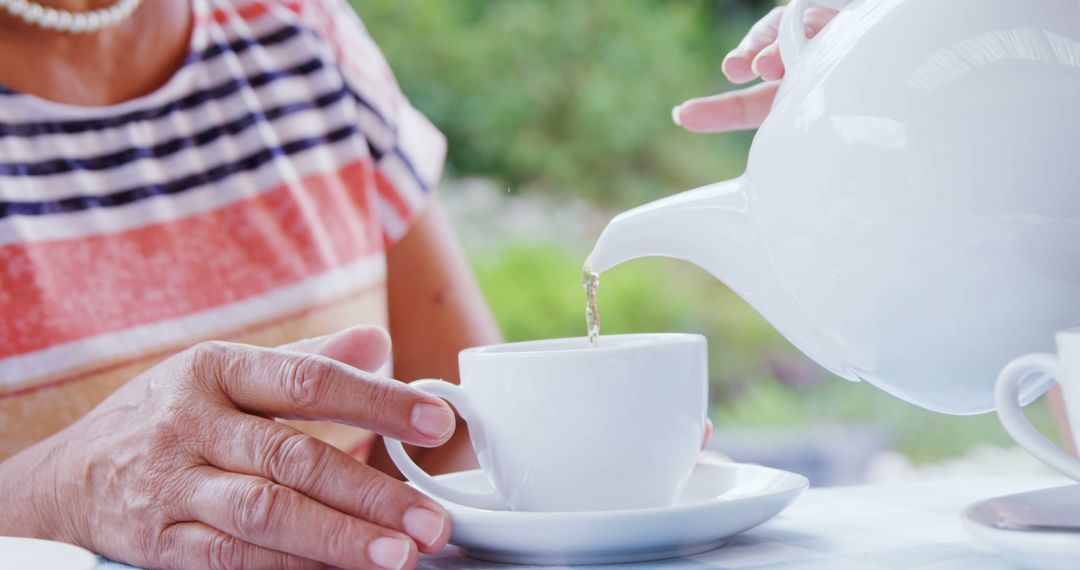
[0,0,445,459]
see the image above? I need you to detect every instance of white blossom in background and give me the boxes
[866,445,1059,483]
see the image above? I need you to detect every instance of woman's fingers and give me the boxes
[804,7,841,39]
[751,42,784,82]
[746,7,840,83]
[674,81,780,133]
[281,325,392,373]
[158,522,321,570]
[204,413,450,553]
[185,467,419,570]
[190,341,456,446]
[681,6,843,133]
[722,6,785,84]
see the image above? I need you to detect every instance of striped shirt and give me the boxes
[0,0,445,459]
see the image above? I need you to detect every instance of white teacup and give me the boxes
[385,333,707,512]
[996,328,1080,479]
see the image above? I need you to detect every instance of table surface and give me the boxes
[99,476,1072,570]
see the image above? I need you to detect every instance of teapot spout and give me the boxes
[587,177,851,379]
[587,178,758,276]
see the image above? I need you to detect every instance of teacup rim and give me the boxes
[460,333,705,358]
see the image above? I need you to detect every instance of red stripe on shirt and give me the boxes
[374,168,411,222]
[205,0,302,25]
[0,160,380,359]
[0,282,381,400]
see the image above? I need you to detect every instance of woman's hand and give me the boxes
[6,326,454,570]
[672,5,839,132]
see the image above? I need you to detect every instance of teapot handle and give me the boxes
[779,0,853,65]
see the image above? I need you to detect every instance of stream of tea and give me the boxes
[583,267,601,346]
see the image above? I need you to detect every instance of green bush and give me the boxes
[470,241,786,396]
[354,0,768,207]
[351,1,1062,464]
[472,242,1062,463]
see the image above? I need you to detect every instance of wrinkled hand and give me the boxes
[37,326,455,569]
[672,5,839,132]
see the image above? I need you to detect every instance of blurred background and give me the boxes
[351,0,1061,485]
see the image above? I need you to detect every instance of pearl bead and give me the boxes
[88,12,103,29]
[41,7,59,28]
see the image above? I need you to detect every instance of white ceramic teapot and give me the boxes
[587,0,1080,414]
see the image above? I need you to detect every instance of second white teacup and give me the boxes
[996,328,1080,479]
[386,333,707,512]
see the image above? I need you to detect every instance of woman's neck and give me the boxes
[0,0,192,106]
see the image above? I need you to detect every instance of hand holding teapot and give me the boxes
[674,2,842,133]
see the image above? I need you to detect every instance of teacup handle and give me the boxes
[385,380,507,510]
[778,0,853,66]
[995,354,1080,479]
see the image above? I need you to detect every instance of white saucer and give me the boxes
[963,484,1080,570]
[415,460,808,565]
[0,536,97,570]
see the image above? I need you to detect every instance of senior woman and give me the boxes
[0,1,945,569]
[0,0,500,568]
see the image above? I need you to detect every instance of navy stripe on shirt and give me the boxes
[0,20,396,141]
[0,124,360,219]
[0,25,303,100]
[184,25,303,66]
[0,81,425,190]
[0,58,327,138]
[0,86,354,176]
[0,58,398,160]
[0,20,434,216]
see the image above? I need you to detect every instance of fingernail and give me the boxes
[368,537,410,570]
[403,506,447,547]
[411,402,455,440]
[722,51,743,74]
[671,103,684,126]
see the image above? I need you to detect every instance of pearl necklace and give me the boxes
[0,0,143,33]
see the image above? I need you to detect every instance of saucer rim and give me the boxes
[962,483,1080,539]
[416,460,810,518]
[962,510,1080,569]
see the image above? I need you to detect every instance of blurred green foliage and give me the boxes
[352,1,1061,464]
[471,242,805,405]
[472,243,1061,463]
[355,0,769,207]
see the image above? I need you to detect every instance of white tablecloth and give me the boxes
[99,476,1071,569]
